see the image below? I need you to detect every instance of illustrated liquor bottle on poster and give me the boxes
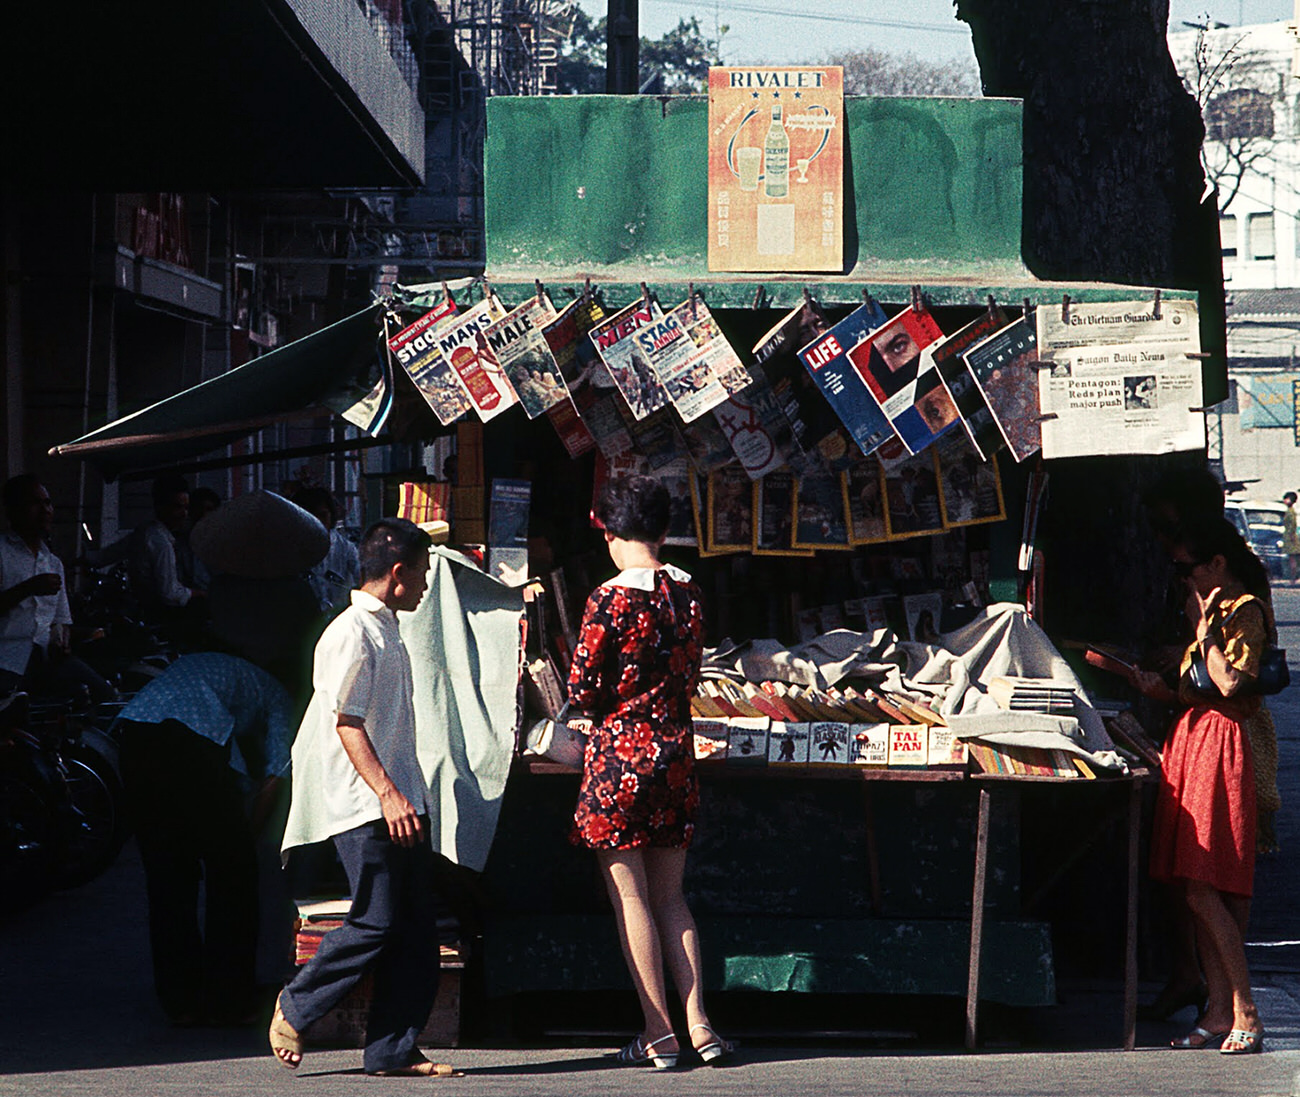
[707,67,844,272]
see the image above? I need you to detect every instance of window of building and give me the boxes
[1249,212,1275,260]
[1220,214,1237,258]
[1206,87,1275,141]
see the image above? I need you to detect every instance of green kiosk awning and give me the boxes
[51,304,387,480]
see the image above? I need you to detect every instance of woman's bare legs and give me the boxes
[644,847,715,1047]
[1183,880,1261,1048]
[595,849,677,1053]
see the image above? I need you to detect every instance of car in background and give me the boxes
[1225,499,1288,578]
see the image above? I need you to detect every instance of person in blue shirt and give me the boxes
[117,651,296,1026]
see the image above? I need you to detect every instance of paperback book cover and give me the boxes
[810,721,852,764]
[846,305,950,454]
[727,717,770,764]
[929,305,1009,460]
[887,724,929,767]
[388,296,468,426]
[767,721,812,764]
[926,724,968,769]
[681,413,737,472]
[962,316,1043,462]
[484,295,567,419]
[796,300,895,457]
[851,724,889,766]
[692,718,730,762]
[591,299,671,420]
[435,296,516,422]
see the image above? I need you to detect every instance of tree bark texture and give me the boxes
[955,1,1223,654]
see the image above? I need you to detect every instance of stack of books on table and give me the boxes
[967,741,1095,779]
[987,676,1077,716]
[689,678,967,771]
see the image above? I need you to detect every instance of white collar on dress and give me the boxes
[602,563,692,591]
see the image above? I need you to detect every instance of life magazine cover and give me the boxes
[1035,299,1204,458]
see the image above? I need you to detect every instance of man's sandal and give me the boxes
[690,1023,736,1064]
[615,1033,678,1070]
[371,1058,465,1077]
[268,994,303,1070]
[1170,1026,1229,1049]
[1220,1028,1264,1055]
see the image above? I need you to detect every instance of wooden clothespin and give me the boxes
[910,285,923,313]
[688,282,698,319]
[534,279,545,303]
[986,294,998,319]
[1061,294,1071,324]
[1152,288,1162,320]
[639,282,651,307]
[583,277,593,303]
[481,274,492,304]
[442,280,453,306]
[1023,297,1033,319]
[752,285,766,310]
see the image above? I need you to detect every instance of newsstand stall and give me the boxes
[401,86,1220,1049]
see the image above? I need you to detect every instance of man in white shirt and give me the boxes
[127,474,202,618]
[270,518,457,1078]
[0,476,111,702]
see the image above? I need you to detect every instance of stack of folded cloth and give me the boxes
[987,676,1077,716]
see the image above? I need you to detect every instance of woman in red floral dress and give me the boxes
[568,476,730,1069]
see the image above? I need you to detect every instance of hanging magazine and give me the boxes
[542,297,630,457]
[387,296,468,426]
[434,296,517,422]
[796,299,895,457]
[545,397,596,459]
[929,306,1009,461]
[846,305,947,455]
[879,439,946,540]
[844,457,888,544]
[634,302,730,421]
[484,295,567,419]
[669,298,751,394]
[753,469,812,557]
[934,431,1005,527]
[753,301,834,458]
[590,299,671,420]
[961,316,1043,462]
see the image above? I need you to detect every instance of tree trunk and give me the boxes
[955,0,1223,655]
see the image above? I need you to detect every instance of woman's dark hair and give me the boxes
[358,517,432,582]
[1174,515,1269,599]
[595,476,670,542]
[1142,468,1224,538]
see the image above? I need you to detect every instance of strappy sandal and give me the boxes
[615,1033,679,1070]
[268,993,303,1070]
[1219,1028,1264,1055]
[1170,1025,1229,1049]
[690,1023,736,1065]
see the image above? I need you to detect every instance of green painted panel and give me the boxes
[483,914,1055,1007]
[485,95,1028,284]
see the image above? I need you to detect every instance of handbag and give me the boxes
[1188,595,1290,696]
[523,701,587,767]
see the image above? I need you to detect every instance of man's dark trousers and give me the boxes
[279,818,440,1073]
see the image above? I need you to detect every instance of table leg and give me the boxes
[965,786,992,1050]
[1123,779,1141,1051]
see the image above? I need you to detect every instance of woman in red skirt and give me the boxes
[1131,516,1266,1055]
[568,476,731,1069]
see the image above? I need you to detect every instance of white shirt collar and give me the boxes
[350,589,389,613]
[602,563,692,591]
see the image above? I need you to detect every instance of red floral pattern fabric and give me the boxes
[568,570,704,850]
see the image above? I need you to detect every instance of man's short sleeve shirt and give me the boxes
[281,590,429,853]
[0,533,72,675]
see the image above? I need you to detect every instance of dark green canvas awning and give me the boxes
[51,304,387,480]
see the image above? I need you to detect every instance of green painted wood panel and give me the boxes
[485,95,1028,284]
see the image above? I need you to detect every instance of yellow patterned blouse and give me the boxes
[1177,591,1268,717]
